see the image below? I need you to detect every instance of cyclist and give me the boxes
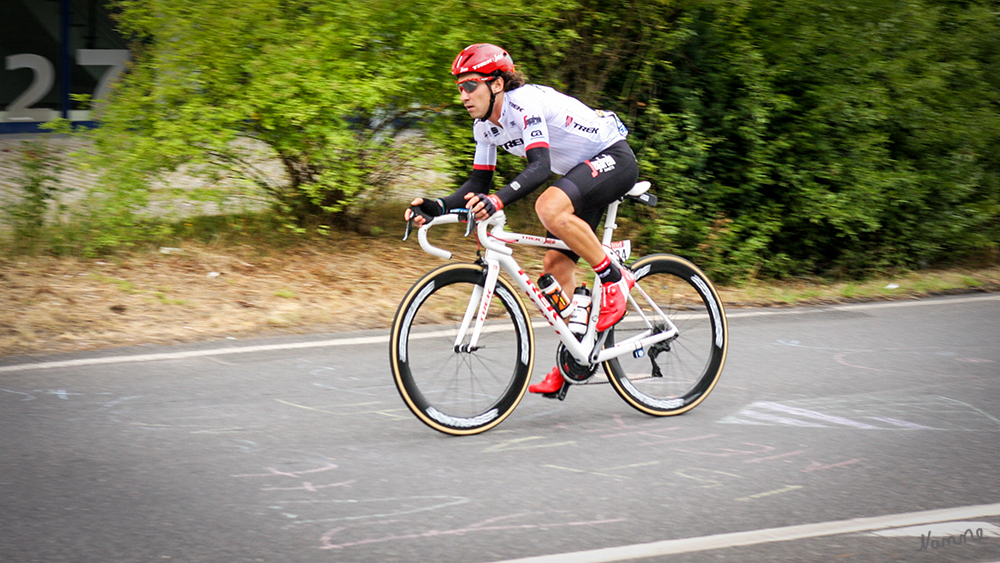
[405,43,639,395]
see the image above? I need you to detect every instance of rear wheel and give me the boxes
[390,263,534,435]
[604,254,727,416]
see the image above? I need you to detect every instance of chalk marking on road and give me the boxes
[722,396,1000,432]
[189,427,247,434]
[543,465,627,480]
[745,449,806,463]
[736,485,803,502]
[603,461,661,471]
[319,514,628,550]
[673,469,744,489]
[2,294,997,374]
[275,398,408,419]
[802,458,862,472]
[482,436,576,453]
[484,502,1000,563]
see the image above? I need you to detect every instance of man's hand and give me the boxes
[465,193,504,222]
[404,197,444,226]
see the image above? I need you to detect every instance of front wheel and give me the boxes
[604,254,728,416]
[390,263,535,435]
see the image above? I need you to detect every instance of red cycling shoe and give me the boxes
[596,267,635,332]
[529,366,565,394]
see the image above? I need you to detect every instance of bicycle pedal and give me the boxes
[542,381,571,401]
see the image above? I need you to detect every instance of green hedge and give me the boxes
[57,0,997,278]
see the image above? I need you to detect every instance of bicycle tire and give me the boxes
[603,254,728,416]
[390,262,534,435]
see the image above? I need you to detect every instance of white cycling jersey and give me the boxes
[471,85,628,176]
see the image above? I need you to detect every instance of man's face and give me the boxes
[456,73,498,120]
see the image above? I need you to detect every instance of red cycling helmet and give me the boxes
[451,43,515,76]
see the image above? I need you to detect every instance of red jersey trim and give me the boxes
[473,164,496,171]
[526,141,550,152]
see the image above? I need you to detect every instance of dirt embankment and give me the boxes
[2,235,998,358]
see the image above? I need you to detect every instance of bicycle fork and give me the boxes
[452,260,501,353]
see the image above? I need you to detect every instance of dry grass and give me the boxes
[1,231,997,358]
[0,228,550,357]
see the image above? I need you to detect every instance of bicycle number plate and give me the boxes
[605,240,631,264]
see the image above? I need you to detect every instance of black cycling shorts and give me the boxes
[548,140,639,262]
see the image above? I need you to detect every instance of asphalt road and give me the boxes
[1,294,999,563]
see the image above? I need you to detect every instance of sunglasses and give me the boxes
[456,76,494,94]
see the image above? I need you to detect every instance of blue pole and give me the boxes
[60,0,71,120]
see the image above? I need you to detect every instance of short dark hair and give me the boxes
[499,70,527,91]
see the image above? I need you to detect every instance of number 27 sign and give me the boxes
[3,49,129,123]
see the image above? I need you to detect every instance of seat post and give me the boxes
[601,200,621,246]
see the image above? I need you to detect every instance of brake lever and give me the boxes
[403,205,419,241]
[463,208,477,237]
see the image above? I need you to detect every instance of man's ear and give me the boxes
[492,78,504,94]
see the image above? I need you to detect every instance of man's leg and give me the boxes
[535,187,606,268]
[529,186,633,395]
[527,188,591,395]
[536,185,633,333]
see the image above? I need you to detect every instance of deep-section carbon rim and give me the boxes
[390,263,534,435]
[604,254,728,416]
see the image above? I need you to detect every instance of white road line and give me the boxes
[724,293,1000,319]
[0,335,387,374]
[485,502,1000,563]
[1,293,996,374]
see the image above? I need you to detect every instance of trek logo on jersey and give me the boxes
[586,154,617,177]
[524,115,542,128]
[500,138,524,150]
[564,115,598,134]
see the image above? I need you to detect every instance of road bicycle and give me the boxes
[390,182,728,435]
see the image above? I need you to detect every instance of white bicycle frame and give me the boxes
[415,182,680,367]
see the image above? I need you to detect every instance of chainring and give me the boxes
[556,343,598,383]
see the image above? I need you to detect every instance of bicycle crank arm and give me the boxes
[542,380,571,401]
